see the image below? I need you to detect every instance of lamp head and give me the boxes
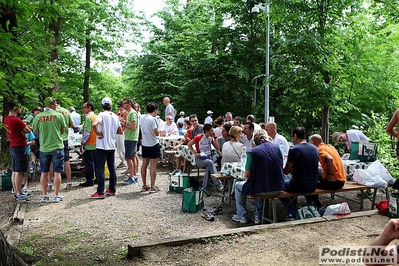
[251,6,260,14]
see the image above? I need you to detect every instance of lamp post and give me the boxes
[251,1,271,123]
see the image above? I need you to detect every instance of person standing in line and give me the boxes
[204,110,213,124]
[133,103,142,156]
[91,97,122,199]
[79,101,97,187]
[140,102,162,193]
[386,108,399,161]
[49,99,74,190]
[163,97,176,121]
[122,98,140,186]
[116,101,127,169]
[24,106,42,127]
[280,127,319,221]
[32,97,66,203]
[4,101,31,200]
[69,106,81,133]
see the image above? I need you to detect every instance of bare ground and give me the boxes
[0,157,395,266]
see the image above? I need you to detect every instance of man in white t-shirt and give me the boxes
[140,102,162,193]
[241,122,256,151]
[91,97,122,199]
[265,122,290,157]
[159,115,178,136]
[204,110,213,124]
[163,97,176,121]
[246,114,261,133]
[331,129,369,152]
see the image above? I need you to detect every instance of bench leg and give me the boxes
[370,188,378,210]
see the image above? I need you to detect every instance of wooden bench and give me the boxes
[211,173,234,206]
[254,183,378,224]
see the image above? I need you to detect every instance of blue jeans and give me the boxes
[235,181,263,220]
[40,149,64,173]
[194,157,221,189]
[84,150,95,184]
[95,149,117,193]
[279,179,298,216]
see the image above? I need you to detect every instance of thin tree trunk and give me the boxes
[322,105,329,144]
[0,231,28,266]
[83,30,91,102]
[48,2,61,94]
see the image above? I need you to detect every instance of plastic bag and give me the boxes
[367,160,394,184]
[375,200,389,216]
[352,169,387,188]
[324,202,351,216]
[296,205,320,220]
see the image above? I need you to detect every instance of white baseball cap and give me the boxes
[180,111,185,116]
[207,110,213,115]
[101,97,112,106]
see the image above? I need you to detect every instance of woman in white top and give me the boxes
[221,126,244,166]
[213,116,225,138]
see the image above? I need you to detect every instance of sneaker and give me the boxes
[105,189,115,196]
[201,209,215,221]
[66,183,72,190]
[209,205,223,215]
[15,194,28,201]
[318,206,326,216]
[134,176,138,183]
[91,192,105,199]
[22,185,27,193]
[285,214,295,221]
[117,162,127,169]
[169,169,180,175]
[254,217,261,225]
[79,182,94,187]
[217,184,224,192]
[149,186,162,193]
[140,185,150,192]
[47,184,53,191]
[232,214,250,224]
[123,178,136,186]
[41,195,50,203]
[11,188,15,194]
[53,195,64,203]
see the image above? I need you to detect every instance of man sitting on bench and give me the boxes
[307,134,346,215]
[232,129,285,225]
[280,127,319,221]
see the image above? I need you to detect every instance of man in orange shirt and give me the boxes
[308,134,346,214]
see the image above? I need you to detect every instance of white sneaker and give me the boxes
[41,195,50,203]
[53,195,64,203]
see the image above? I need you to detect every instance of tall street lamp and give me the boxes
[251,1,271,123]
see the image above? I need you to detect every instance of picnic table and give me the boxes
[159,135,185,150]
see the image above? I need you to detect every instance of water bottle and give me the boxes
[240,145,247,167]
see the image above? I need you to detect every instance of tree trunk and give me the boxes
[322,105,330,144]
[83,30,91,102]
[0,230,28,266]
[48,2,61,94]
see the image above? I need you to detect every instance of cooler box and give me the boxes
[1,173,12,191]
[349,141,378,162]
[169,173,190,193]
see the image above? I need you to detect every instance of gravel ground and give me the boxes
[0,155,394,265]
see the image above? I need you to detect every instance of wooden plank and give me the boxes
[127,210,379,258]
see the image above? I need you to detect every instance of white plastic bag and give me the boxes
[324,203,351,216]
[353,169,387,188]
[367,160,394,184]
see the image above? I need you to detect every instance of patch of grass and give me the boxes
[115,246,128,260]
[18,241,38,255]
[55,253,63,259]
[56,235,68,241]
[66,243,83,251]
[81,231,91,237]
[129,233,140,239]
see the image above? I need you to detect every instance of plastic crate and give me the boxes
[169,173,190,193]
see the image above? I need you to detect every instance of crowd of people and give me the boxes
[3,95,385,227]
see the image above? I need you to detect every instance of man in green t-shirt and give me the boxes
[122,98,140,186]
[54,100,74,190]
[32,97,66,203]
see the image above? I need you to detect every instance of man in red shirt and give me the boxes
[3,101,31,200]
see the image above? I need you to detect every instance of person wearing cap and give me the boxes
[91,97,122,199]
[205,110,213,124]
[4,101,32,201]
[116,100,127,169]
[308,134,346,215]
[176,111,185,128]
[32,97,66,203]
[69,106,81,133]
[163,97,176,121]
[331,129,369,152]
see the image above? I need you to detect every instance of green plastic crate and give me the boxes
[169,173,190,193]
[349,141,378,162]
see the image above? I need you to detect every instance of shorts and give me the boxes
[63,140,70,162]
[142,144,161,159]
[396,141,399,157]
[125,140,137,159]
[10,146,28,173]
[40,149,64,173]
